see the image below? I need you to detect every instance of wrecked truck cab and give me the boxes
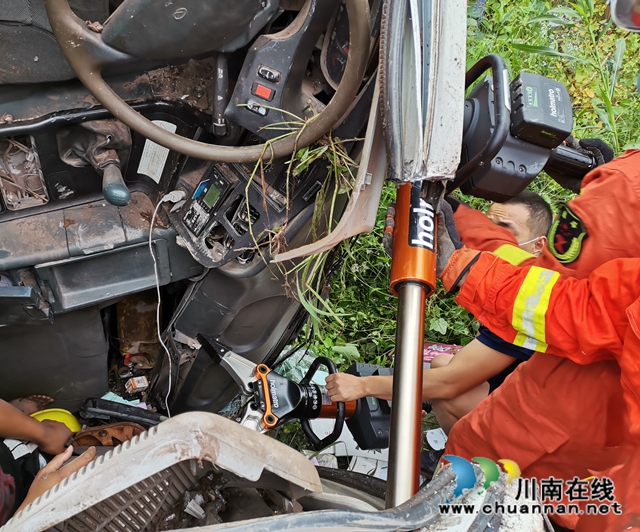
[0,0,578,529]
[0,0,375,416]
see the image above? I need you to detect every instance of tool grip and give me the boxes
[300,357,346,451]
[544,143,597,182]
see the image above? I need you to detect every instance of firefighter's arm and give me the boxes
[440,250,640,362]
[451,201,571,273]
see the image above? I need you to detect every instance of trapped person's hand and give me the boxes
[16,446,96,514]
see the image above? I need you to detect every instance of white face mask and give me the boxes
[518,236,540,248]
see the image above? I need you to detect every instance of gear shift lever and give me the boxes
[101,164,131,206]
[57,119,132,206]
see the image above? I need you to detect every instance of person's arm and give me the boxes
[325,373,394,402]
[453,203,536,266]
[453,202,577,274]
[0,400,71,455]
[421,339,515,399]
[324,339,515,402]
[437,204,636,359]
[441,251,638,361]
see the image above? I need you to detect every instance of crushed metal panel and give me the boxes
[5,412,321,532]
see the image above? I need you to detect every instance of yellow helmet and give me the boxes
[31,408,82,434]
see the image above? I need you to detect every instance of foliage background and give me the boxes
[302,0,640,369]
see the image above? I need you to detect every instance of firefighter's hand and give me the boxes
[436,200,463,277]
[16,446,96,513]
[578,138,614,165]
[547,136,614,192]
[325,373,368,402]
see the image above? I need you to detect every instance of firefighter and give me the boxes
[435,201,640,532]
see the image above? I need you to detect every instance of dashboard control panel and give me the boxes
[182,167,234,237]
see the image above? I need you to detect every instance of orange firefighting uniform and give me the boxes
[440,249,640,531]
[453,149,640,276]
[444,149,640,529]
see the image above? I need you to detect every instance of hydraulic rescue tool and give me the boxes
[383,54,596,508]
[216,349,393,451]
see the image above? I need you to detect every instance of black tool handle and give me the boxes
[300,357,346,451]
[544,143,597,182]
[451,54,511,191]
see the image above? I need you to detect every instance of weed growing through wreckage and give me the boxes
[237,104,360,342]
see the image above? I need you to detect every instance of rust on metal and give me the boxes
[116,289,160,365]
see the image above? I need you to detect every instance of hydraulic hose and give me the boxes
[44,0,370,163]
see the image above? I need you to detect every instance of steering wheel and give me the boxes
[43,0,370,164]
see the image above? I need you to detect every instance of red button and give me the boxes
[251,82,274,101]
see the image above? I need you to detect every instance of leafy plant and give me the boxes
[469,0,640,150]
[240,109,362,350]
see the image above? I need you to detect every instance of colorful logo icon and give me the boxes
[443,455,520,497]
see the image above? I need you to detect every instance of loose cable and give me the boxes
[148,190,186,417]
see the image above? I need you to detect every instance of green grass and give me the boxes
[298,0,640,369]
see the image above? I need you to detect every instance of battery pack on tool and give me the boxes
[510,72,573,149]
[345,363,393,450]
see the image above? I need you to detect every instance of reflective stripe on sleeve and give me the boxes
[493,244,535,266]
[511,267,560,352]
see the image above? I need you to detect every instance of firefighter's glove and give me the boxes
[578,137,614,166]
[436,200,463,277]
[444,195,470,213]
[547,136,614,193]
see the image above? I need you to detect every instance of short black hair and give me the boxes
[504,190,552,237]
